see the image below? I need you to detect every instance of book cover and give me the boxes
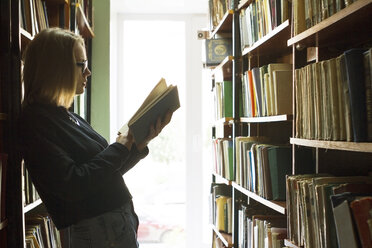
[344,48,368,142]
[267,63,291,115]
[252,67,262,117]
[363,49,372,141]
[118,78,180,144]
[350,197,372,248]
[272,70,292,115]
[222,81,233,118]
[267,145,291,200]
[331,193,362,248]
[338,54,353,141]
[328,58,341,140]
[204,38,232,66]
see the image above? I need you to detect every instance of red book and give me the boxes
[247,70,256,117]
[350,197,372,248]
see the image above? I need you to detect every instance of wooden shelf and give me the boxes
[284,239,303,248]
[0,219,8,231]
[45,0,68,4]
[240,114,292,123]
[238,0,253,10]
[20,28,33,51]
[215,117,234,125]
[232,182,286,214]
[213,173,232,185]
[212,225,233,247]
[242,20,291,57]
[211,56,233,81]
[20,28,33,41]
[76,4,94,38]
[291,138,372,153]
[287,0,372,48]
[210,10,234,38]
[0,113,8,121]
[24,199,42,213]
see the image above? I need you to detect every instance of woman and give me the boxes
[18,28,172,247]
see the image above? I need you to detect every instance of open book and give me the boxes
[118,78,180,144]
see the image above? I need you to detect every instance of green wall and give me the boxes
[91,0,110,139]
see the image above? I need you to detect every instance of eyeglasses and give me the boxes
[76,60,88,74]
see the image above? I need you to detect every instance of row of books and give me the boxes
[210,183,233,234]
[295,48,372,142]
[293,0,358,35]
[239,0,289,49]
[235,137,292,200]
[24,167,40,205]
[208,0,233,30]
[241,63,292,118]
[286,175,372,248]
[0,154,7,222]
[237,201,286,248]
[212,138,234,181]
[26,214,62,248]
[20,0,49,36]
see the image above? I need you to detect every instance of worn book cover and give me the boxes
[204,38,232,66]
[118,78,180,144]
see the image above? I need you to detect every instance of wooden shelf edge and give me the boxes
[213,173,233,185]
[211,56,234,76]
[0,219,8,230]
[76,4,95,38]
[24,199,42,213]
[284,239,303,248]
[232,182,286,214]
[20,28,33,41]
[210,9,234,37]
[0,113,8,121]
[238,0,253,10]
[240,114,292,123]
[242,19,290,56]
[211,225,234,247]
[290,138,372,153]
[45,0,68,4]
[215,117,234,125]
[287,0,372,46]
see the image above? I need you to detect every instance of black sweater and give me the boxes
[18,103,148,229]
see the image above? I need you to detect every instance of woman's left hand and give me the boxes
[136,110,173,151]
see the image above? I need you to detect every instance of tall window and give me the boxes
[119,19,186,248]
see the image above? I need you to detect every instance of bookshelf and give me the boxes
[0,0,94,247]
[288,0,372,247]
[206,0,372,246]
[207,0,293,246]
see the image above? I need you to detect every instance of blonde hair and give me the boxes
[23,28,85,108]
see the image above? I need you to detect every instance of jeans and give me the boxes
[69,201,139,248]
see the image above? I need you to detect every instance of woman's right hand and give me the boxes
[116,131,134,151]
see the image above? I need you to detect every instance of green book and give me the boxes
[267,146,291,200]
[222,81,233,117]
